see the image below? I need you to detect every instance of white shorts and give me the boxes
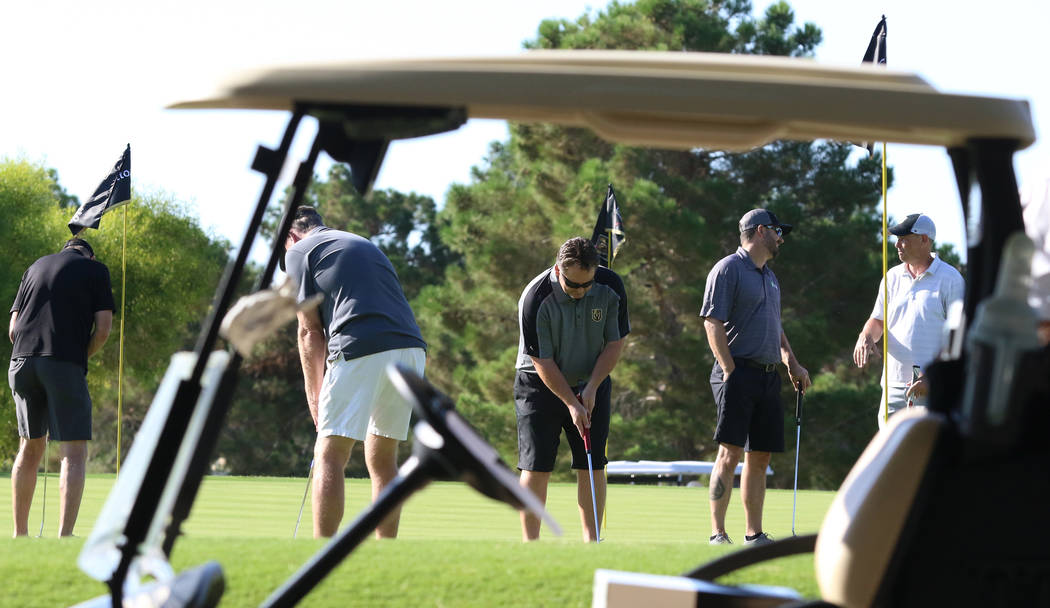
[876,383,928,429]
[317,347,426,441]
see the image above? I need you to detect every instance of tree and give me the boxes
[411,0,890,487]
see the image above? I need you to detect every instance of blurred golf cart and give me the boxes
[76,51,1047,607]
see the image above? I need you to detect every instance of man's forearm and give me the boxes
[703,318,734,373]
[297,327,327,425]
[779,331,799,368]
[860,317,883,343]
[531,357,578,407]
[588,339,625,388]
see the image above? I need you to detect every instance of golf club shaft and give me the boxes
[792,382,803,536]
[585,451,600,543]
[293,460,315,539]
[792,425,800,536]
[38,437,48,537]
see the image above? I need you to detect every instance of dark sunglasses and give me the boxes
[560,273,595,290]
[764,225,784,237]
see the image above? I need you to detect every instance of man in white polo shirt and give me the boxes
[853,213,965,427]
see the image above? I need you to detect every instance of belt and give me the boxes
[737,358,777,373]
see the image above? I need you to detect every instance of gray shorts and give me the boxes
[9,356,92,441]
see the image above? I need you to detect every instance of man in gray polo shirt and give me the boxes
[700,209,811,546]
[283,206,426,539]
[515,237,630,542]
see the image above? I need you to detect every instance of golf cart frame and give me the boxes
[78,51,1043,607]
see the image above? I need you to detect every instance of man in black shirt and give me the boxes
[9,238,114,537]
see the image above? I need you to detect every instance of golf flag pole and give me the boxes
[856,17,890,425]
[69,144,132,473]
[791,382,804,536]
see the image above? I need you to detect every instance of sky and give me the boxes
[2,0,1048,264]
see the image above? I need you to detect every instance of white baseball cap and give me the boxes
[889,213,936,241]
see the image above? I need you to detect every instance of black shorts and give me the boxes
[710,359,784,452]
[514,370,610,472]
[9,356,93,441]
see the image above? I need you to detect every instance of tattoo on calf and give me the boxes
[710,477,726,501]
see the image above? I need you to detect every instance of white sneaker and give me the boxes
[709,532,733,545]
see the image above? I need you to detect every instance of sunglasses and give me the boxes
[559,270,595,290]
[764,225,783,237]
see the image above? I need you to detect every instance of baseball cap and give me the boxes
[889,213,936,240]
[739,208,793,236]
[63,238,95,258]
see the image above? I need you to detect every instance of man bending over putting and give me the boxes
[515,237,629,542]
[282,206,427,539]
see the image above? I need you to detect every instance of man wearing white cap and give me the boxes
[853,213,965,427]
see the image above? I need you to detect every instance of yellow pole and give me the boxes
[882,142,889,426]
[604,227,612,532]
[117,204,128,476]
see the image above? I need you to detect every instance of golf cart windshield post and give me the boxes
[103,110,305,605]
[161,112,325,556]
[951,138,1026,328]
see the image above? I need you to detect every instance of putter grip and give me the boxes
[795,382,804,421]
[575,392,592,451]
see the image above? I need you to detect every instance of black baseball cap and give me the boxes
[739,208,793,236]
[63,238,95,258]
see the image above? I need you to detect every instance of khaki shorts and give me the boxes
[876,383,928,429]
[317,348,426,441]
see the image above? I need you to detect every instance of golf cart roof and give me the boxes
[170,50,1035,151]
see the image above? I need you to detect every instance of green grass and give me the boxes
[0,474,833,606]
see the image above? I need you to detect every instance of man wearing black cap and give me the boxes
[853,213,964,427]
[282,206,426,539]
[9,238,114,537]
[700,209,811,546]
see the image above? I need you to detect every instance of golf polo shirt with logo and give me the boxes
[516,266,630,386]
[870,254,964,384]
[700,246,783,366]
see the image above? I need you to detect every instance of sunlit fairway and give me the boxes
[0,474,834,607]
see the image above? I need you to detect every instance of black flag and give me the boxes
[856,17,887,156]
[69,144,131,235]
[590,184,626,267]
[862,16,887,66]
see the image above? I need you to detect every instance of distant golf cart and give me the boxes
[76,51,1044,607]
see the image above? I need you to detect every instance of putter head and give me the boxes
[387,363,562,536]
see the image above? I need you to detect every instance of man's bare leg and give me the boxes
[519,470,551,541]
[709,442,743,536]
[57,440,87,537]
[312,435,355,538]
[742,450,771,537]
[11,437,46,537]
[364,433,401,539]
[576,468,606,542]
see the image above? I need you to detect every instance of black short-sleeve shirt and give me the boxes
[10,249,115,370]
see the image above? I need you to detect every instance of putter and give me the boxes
[791,382,804,536]
[37,437,48,538]
[576,392,601,543]
[907,365,921,408]
[293,460,314,539]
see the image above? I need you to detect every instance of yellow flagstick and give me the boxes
[116,203,128,476]
[604,227,613,533]
[881,142,889,426]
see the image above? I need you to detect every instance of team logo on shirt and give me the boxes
[591,309,603,322]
